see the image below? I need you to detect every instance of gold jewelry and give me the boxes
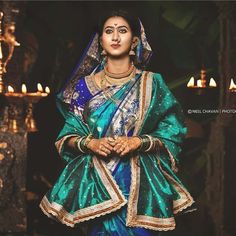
[74,136,86,153]
[129,48,135,56]
[104,75,133,86]
[101,49,107,56]
[104,64,134,79]
[83,134,94,148]
[101,67,136,86]
[100,66,136,105]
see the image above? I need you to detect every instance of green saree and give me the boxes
[40,69,194,233]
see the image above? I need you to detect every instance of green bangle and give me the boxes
[74,136,86,153]
[80,134,94,152]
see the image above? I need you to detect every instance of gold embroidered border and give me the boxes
[93,156,127,204]
[84,75,100,95]
[159,165,195,214]
[40,155,127,227]
[126,72,194,231]
[126,156,139,224]
[127,215,176,231]
[126,155,177,231]
[133,71,149,135]
[55,134,79,155]
[142,72,154,120]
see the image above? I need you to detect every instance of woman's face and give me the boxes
[100,16,137,58]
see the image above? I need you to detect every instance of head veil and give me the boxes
[57,19,153,116]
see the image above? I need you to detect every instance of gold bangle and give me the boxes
[83,134,94,148]
[74,136,86,153]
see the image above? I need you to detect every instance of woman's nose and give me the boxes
[112,29,120,42]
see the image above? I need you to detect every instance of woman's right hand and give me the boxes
[86,137,114,157]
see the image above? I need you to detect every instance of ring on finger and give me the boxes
[108,137,115,143]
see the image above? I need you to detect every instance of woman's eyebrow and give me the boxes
[104,25,129,30]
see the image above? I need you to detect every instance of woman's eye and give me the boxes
[105,29,113,34]
[119,29,127,33]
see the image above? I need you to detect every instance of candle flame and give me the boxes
[229,78,236,90]
[45,86,50,94]
[8,86,14,93]
[197,79,203,88]
[187,77,195,87]
[209,78,217,87]
[22,84,27,93]
[37,83,43,92]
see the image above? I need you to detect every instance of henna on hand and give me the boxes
[86,137,114,157]
[113,136,141,157]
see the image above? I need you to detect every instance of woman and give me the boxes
[40,10,194,235]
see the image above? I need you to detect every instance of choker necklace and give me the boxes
[100,67,136,104]
[104,64,135,79]
[103,68,136,86]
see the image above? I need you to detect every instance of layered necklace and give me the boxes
[100,64,136,104]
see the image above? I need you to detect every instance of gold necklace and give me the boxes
[104,64,135,79]
[100,68,136,105]
[104,68,136,86]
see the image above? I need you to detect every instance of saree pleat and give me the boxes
[88,159,155,236]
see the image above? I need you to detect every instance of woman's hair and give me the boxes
[97,9,140,38]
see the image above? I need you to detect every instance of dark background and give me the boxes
[1,1,235,236]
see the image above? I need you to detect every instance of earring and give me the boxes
[129,47,136,56]
[101,50,107,56]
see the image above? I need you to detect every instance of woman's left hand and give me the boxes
[112,136,141,157]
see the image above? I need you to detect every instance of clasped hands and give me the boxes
[86,136,141,158]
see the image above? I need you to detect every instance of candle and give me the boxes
[229,78,236,91]
[197,79,202,88]
[187,77,195,87]
[37,83,43,93]
[22,84,27,94]
[45,86,50,94]
[209,78,217,87]
[8,85,14,93]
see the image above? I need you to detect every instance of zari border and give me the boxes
[55,134,79,155]
[126,72,194,231]
[126,156,177,231]
[133,71,153,135]
[158,162,195,214]
[84,75,100,95]
[40,155,127,227]
[161,141,179,173]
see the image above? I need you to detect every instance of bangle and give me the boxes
[81,134,94,151]
[74,136,86,153]
[145,135,154,152]
[84,134,94,146]
[137,135,151,152]
[137,134,154,152]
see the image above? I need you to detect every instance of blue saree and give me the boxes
[40,69,194,234]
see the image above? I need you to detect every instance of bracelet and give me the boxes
[74,136,86,153]
[137,135,151,152]
[80,134,94,151]
[136,135,161,153]
[145,135,154,152]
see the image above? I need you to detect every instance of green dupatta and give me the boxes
[40,71,194,231]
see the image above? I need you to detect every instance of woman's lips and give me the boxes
[111,44,121,49]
